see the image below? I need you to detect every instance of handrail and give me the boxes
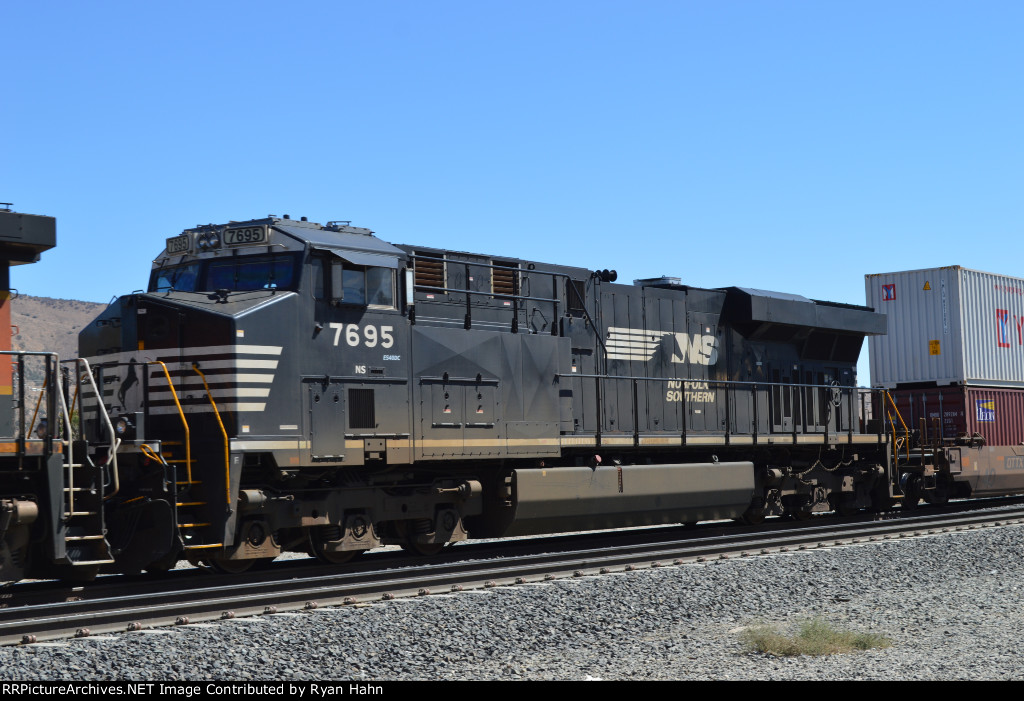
[71,358,121,499]
[27,373,47,437]
[57,365,78,508]
[192,363,231,507]
[148,360,192,484]
[884,390,910,465]
[139,443,163,464]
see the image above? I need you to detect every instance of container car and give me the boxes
[867,266,1024,388]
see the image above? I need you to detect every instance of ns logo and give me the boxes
[606,327,720,366]
[670,333,719,366]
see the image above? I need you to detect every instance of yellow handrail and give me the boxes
[149,360,192,484]
[192,363,231,507]
[139,443,163,464]
[884,390,910,464]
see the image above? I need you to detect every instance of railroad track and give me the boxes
[3,501,1024,646]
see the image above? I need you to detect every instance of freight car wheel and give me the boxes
[901,474,923,511]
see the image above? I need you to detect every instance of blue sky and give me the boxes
[4,2,1024,382]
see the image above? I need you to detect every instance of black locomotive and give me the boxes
[19,211,1009,582]
[59,215,894,576]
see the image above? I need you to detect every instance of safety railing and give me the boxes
[61,357,121,500]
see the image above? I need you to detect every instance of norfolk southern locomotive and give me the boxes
[12,212,999,582]
[65,215,895,575]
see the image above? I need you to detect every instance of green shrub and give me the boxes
[740,617,891,657]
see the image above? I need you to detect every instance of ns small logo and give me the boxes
[355,365,367,374]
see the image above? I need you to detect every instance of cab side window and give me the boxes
[319,258,395,308]
[366,267,394,307]
[343,268,366,305]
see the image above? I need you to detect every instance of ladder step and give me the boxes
[63,488,92,493]
[176,502,206,507]
[72,559,115,565]
[65,511,98,517]
[66,535,105,541]
[184,543,224,550]
[175,481,202,486]
[165,459,194,464]
[179,523,212,528]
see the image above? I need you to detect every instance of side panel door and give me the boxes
[305,379,346,460]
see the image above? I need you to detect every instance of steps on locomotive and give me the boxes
[60,440,114,566]
[162,444,224,550]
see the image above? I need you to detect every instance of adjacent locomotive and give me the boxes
[0,207,118,582]
[75,215,894,575]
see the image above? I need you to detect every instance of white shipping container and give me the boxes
[866,266,1024,388]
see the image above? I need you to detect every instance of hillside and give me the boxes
[9,295,106,389]
[11,295,105,359]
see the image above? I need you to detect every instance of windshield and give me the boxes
[149,254,299,293]
[151,263,200,292]
[207,256,296,291]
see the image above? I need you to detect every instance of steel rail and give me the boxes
[3,504,1024,646]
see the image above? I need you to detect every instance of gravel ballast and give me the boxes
[2,523,1023,681]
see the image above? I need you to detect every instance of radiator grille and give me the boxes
[491,259,518,296]
[348,388,376,429]
[414,253,445,290]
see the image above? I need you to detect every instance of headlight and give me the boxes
[115,416,135,440]
[196,233,222,250]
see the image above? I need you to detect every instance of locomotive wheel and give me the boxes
[0,537,31,583]
[829,495,858,518]
[51,564,101,584]
[145,544,183,575]
[308,531,360,565]
[739,507,765,525]
[395,519,447,557]
[785,505,812,521]
[400,541,446,557]
[205,556,256,575]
